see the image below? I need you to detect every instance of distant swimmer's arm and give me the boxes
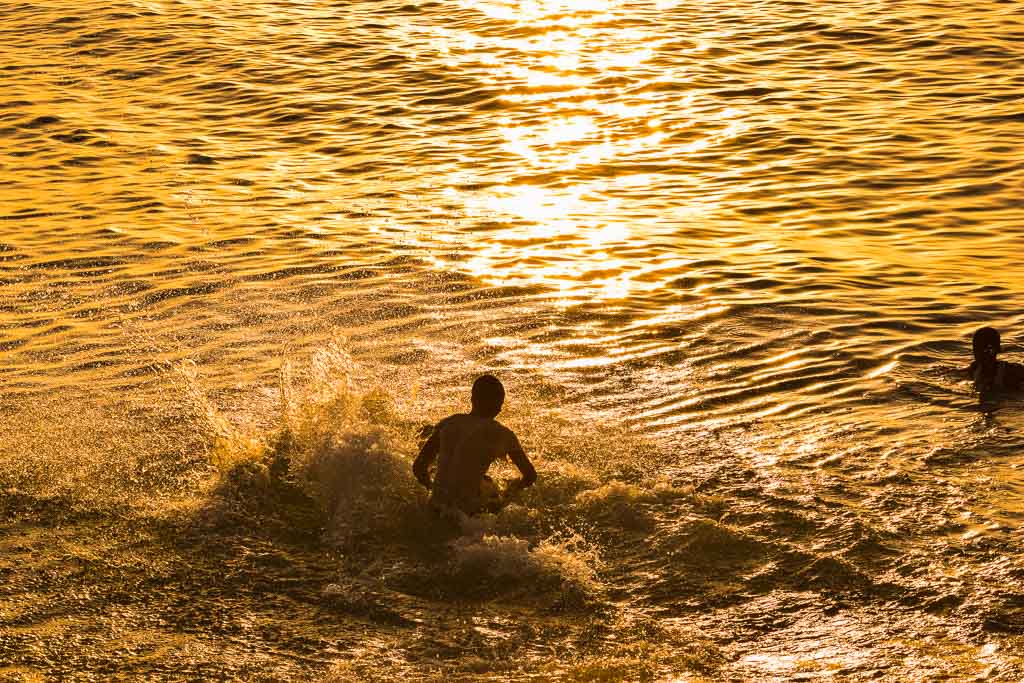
[1008,362,1024,390]
[412,424,441,489]
[505,432,537,491]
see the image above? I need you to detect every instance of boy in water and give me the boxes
[967,326,1024,392]
[413,374,537,519]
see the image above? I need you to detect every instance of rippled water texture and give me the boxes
[2,0,1024,679]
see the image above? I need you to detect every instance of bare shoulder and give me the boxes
[1008,361,1024,383]
[494,421,523,448]
[437,412,469,428]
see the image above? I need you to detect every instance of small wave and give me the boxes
[573,480,686,531]
[449,530,602,605]
[662,517,766,564]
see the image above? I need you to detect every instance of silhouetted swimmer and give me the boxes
[967,326,1024,392]
[413,374,537,521]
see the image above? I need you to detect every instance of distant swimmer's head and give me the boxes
[972,326,1001,362]
[471,374,505,418]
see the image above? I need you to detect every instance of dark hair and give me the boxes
[973,326,1001,355]
[471,374,505,415]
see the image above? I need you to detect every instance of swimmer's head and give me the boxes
[972,326,1001,361]
[471,374,505,417]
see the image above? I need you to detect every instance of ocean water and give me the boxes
[2,0,1024,679]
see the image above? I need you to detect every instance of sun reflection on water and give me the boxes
[420,0,751,301]
[462,0,625,24]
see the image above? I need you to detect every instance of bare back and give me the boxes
[430,414,521,513]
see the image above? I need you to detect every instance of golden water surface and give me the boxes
[2,0,1024,679]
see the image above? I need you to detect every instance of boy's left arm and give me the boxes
[505,432,537,491]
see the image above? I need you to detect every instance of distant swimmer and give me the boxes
[967,326,1024,392]
[413,374,537,520]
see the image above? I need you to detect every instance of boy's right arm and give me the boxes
[412,424,441,489]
